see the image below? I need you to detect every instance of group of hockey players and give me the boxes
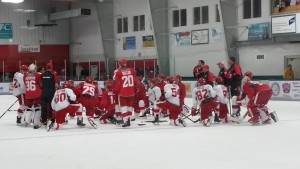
[11,57,278,131]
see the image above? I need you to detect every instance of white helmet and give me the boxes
[28,63,37,72]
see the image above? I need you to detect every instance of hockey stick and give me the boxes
[0,100,18,119]
[180,112,200,123]
[228,86,232,115]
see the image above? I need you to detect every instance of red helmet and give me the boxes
[157,74,165,79]
[21,65,28,72]
[166,76,174,83]
[92,80,98,86]
[245,71,253,79]
[63,81,71,88]
[106,80,113,90]
[68,80,74,87]
[148,79,157,86]
[175,74,181,80]
[198,78,206,85]
[118,58,127,67]
[85,76,93,84]
[215,76,223,84]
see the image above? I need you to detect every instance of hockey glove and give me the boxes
[191,108,197,116]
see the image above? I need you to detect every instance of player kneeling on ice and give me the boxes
[48,81,83,130]
[213,76,229,123]
[191,78,218,127]
[98,80,118,124]
[156,76,186,127]
[231,71,278,125]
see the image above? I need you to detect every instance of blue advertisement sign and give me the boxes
[248,22,270,40]
[123,36,136,50]
[0,23,13,39]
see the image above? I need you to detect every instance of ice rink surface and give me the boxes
[0,94,299,169]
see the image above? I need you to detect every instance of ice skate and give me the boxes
[77,118,86,127]
[178,117,187,127]
[16,116,21,125]
[122,118,131,128]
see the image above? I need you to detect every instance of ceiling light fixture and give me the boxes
[1,0,24,3]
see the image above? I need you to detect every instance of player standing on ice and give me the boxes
[23,63,42,129]
[48,81,83,130]
[41,62,59,128]
[191,78,218,127]
[113,58,138,127]
[213,76,229,123]
[12,65,28,125]
[143,79,161,120]
[224,57,242,97]
[157,76,186,127]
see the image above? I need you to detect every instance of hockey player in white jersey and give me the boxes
[12,65,28,125]
[213,76,229,123]
[48,81,83,130]
[191,78,218,127]
[143,79,161,120]
[157,76,186,126]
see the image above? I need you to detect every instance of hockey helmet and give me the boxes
[148,79,157,86]
[85,76,93,84]
[28,63,37,72]
[92,80,98,86]
[157,74,165,80]
[118,58,127,67]
[21,65,28,72]
[68,80,74,87]
[215,76,224,84]
[63,81,71,88]
[198,78,206,85]
[105,80,113,90]
[166,76,174,84]
[245,71,253,79]
[175,74,182,80]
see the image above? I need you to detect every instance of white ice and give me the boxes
[0,94,299,169]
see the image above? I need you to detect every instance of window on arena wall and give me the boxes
[173,9,187,27]
[243,0,261,19]
[117,18,122,33]
[216,4,220,22]
[140,15,145,31]
[133,15,145,32]
[194,7,201,25]
[202,6,209,24]
[180,9,187,26]
[133,16,139,31]
[193,6,209,25]
[173,10,180,27]
[123,17,128,33]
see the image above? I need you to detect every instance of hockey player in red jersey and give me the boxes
[201,65,215,86]
[132,76,147,120]
[74,76,99,128]
[23,63,42,128]
[92,80,103,117]
[99,80,117,124]
[157,76,186,127]
[234,71,277,125]
[48,81,83,130]
[191,78,218,127]
[213,76,229,123]
[113,58,138,127]
[12,65,28,125]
